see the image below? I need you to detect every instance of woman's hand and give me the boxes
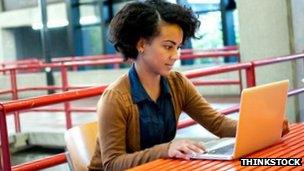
[282,119,290,137]
[168,139,205,160]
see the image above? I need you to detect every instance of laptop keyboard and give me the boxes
[206,143,234,155]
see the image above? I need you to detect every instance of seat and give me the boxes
[64,121,97,171]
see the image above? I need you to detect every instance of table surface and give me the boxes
[128,123,304,171]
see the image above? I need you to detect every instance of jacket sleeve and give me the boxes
[98,90,170,171]
[177,72,237,137]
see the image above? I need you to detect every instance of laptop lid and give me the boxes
[233,80,289,158]
[191,80,289,160]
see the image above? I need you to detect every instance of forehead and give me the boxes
[156,22,183,44]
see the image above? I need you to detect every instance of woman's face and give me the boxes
[136,22,183,76]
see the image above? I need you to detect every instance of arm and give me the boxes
[178,73,237,137]
[98,90,170,171]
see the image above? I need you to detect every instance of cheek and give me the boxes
[145,45,169,61]
[155,47,169,57]
[148,48,165,59]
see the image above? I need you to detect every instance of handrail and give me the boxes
[0,59,42,75]
[180,50,239,60]
[7,85,304,171]
[11,104,241,171]
[177,105,240,129]
[288,87,304,97]
[0,47,240,75]
[0,53,243,132]
[0,46,238,66]
[252,53,304,66]
[0,103,11,171]
[0,59,40,65]
[0,86,92,94]
[12,153,67,171]
[0,51,240,72]
[250,52,304,87]
[184,62,252,88]
[184,63,250,79]
[49,46,238,63]
[0,51,243,116]
[0,61,250,171]
[2,85,107,113]
[51,54,120,63]
[2,62,248,113]
[178,86,304,129]
[181,46,238,54]
[3,52,304,171]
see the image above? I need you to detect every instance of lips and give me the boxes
[165,64,174,69]
[165,63,174,67]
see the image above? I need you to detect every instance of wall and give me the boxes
[237,0,304,122]
[0,3,67,61]
[290,0,304,121]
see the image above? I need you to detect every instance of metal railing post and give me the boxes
[1,64,6,75]
[237,53,243,93]
[0,104,11,171]
[9,69,21,133]
[246,63,256,87]
[60,64,72,129]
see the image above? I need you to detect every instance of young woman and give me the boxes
[89,0,289,170]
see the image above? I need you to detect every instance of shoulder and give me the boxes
[105,73,130,93]
[98,73,132,107]
[167,70,190,88]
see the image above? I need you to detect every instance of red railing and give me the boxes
[0,60,248,171]
[11,153,67,171]
[49,46,238,63]
[175,52,304,133]
[179,46,238,54]
[0,51,241,133]
[0,86,107,171]
[3,51,303,171]
[9,105,242,171]
[0,59,42,75]
[0,50,240,97]
[0,46,239,73]
[0,60,246,132]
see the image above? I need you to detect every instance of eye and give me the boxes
[164,45,173,50]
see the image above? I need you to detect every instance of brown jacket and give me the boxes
[89,71,237,171]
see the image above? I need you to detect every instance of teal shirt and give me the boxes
[128,65,176,149]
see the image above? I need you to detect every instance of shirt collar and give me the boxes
[129,64,171,103]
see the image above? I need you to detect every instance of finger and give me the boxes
[184,140,206,151]
[180,145,195,155]
[187,143,205,154]
[174,151,190,160]
[195,141,207,151]
[180,141,206,154]
[175,151,190,160]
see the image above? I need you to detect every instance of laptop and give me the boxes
[190,80,289,160]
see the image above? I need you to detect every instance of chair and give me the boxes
[64,121,97,171]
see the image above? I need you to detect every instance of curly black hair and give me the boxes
[109,0,200,60]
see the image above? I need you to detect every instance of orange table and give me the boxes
[128,123,304,171]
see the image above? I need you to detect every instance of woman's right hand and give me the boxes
[168,139,206,160]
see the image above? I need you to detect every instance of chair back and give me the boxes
[65,121,97,171]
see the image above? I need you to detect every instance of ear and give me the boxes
[136,38,146,53]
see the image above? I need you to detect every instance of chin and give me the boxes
[160,70,171,77]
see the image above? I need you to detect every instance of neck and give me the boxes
[134,62,161,87]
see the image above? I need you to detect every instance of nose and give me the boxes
[170,49,180,60]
